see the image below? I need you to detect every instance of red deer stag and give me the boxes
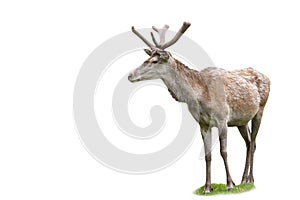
[128,22,270,193]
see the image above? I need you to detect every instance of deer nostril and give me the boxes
[128,73,133,81]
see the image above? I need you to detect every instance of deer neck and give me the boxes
[161,58,203,104]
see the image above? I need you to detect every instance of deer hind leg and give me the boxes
[237,125,251,184]
[201,126,213,194]
[248,108,264,183]
[218,122,235,191]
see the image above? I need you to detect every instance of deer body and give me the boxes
[128,22,270,194]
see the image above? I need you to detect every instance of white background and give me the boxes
[1,0,300,199]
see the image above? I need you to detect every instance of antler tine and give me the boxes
[161,22,191,49]
[132,26,155,49]
[151,25,169,48]
[150,32,159,46]
[152,26,159,32]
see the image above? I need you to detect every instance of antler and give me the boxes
[161,22,191,49]
[132,26,155,49]
[151,24,169,48]
[132,22,191,50]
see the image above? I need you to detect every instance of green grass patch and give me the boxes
[194,183,255,196]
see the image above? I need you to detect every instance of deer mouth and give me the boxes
[129,78,141,82]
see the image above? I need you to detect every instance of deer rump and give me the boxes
[197,67,270,127]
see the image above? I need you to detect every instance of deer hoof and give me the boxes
[247,175,254,183]
[227,181,235,191]
[241,177,247,184]
[204,185,213,194]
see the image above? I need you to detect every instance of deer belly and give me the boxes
[227,105,259,126]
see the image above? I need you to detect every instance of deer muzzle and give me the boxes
[128,72,141,82]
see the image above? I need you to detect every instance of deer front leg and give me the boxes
[218,122,235,191]
[201,126,213,194]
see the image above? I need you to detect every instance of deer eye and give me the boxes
[152,60,158,64]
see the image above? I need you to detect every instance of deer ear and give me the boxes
[144,49,152,56]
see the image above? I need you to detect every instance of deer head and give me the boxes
[128,22,191,82]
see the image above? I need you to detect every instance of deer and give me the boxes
[128,22,270,194]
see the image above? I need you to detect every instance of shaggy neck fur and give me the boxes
[161,58,208,104]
